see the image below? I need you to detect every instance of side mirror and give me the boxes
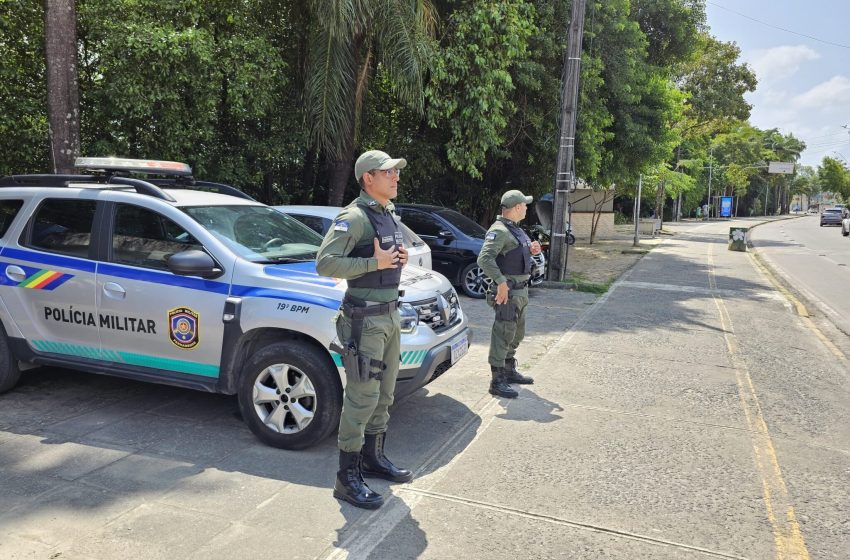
[167,249,223,279]
[437,230,455,240]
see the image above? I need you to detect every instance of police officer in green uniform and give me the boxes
[477,190,543,398]
[316,150,413,510]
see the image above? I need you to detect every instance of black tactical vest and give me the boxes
[495,219,533,276]
[347,203,404,290]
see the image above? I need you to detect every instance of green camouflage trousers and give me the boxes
[335,309,401,452]
[486,291,529,367]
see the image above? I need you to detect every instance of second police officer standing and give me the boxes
[477,190,543,399]
[315,150,412,510]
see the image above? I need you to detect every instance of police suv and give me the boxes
[0,158,470,449]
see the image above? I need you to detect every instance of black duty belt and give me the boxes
[342,295,399,318]
[509,279,529,289]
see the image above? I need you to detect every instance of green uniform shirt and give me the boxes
[477,216,531,288]
[315,190,400,303]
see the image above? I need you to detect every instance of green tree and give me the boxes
[818,157,850,200]
[426,0,535,179]
[0,0,48,175]
[77,0,296,201]
[304,0,436,205]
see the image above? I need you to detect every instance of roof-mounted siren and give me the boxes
[74,157,193,177]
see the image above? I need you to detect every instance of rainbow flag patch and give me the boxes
[18,268,73,290]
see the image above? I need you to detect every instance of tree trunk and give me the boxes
[327,147,354,206]
[44,0,80,174]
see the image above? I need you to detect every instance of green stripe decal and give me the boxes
[331,352,343,367]
[399,350,426,366]
[21,269,51,287]
[117,352,219,377]
[31,339,219,378]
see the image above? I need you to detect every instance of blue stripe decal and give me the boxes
[40,273,73,291]
[0,264,39,286]
[1,248,97,273]
[96,262,231,294]
[230,285,341,309]
[1,248,342,306]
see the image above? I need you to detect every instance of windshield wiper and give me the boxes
[259,256,314,264]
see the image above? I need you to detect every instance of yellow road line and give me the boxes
[707,243,810,560]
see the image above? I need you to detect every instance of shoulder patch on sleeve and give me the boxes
[333,220,350,232]
[485,231,497,240]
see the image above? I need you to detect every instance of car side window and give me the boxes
[0,200,24,238]
[111,204,201,270]
[293,214,329,235]
[401,210,444,237]
[26,199,97,257]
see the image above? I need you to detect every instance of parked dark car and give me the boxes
[395,204,545,298]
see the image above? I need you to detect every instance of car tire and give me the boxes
[460,262,490,299]
[0,324,21,394]
[238,340,341,450]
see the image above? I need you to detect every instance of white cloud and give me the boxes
[746,45,820,83]
[792,75,850,109]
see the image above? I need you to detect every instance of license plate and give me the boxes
[450,334,468,364]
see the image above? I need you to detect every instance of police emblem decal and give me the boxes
[168,307,199,349]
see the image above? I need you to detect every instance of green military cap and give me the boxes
[500,189,533,208]
[354,150,407,181]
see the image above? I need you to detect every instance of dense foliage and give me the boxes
[0,0,825,220]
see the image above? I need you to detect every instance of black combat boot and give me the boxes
[361,432,413,483]
[333,451,384,509]
[503,358,534,384]
[489,366,518,398]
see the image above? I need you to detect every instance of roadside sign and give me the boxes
[768,161,795,174]
[720,196,733,217]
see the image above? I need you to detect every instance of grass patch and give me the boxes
[566,272,612,294]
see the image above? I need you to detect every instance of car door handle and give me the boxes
[103,282,126,299]
[5,265,26,282]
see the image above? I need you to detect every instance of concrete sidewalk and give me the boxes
[2,217,848,559]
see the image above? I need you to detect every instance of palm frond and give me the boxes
[308,0,374,38]
[304,27,357,157]
[375,0,436,114]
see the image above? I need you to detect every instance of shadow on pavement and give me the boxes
[0,365,478,526]
[495,389,565,423]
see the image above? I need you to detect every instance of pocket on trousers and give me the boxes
[494,301,517,322]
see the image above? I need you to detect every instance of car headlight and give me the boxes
[399,302,419,334]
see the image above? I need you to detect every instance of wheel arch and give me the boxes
[217,327,341,396]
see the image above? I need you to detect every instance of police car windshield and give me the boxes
[182,205,323,263]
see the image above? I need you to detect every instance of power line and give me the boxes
[708,1,850,49]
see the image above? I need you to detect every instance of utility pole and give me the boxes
[706,146,713,219]
[548,0,586,282]
[632,174,642,247]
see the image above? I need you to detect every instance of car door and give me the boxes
[96,202,227,380]
[398,209,457,279]
[0,197,100,354]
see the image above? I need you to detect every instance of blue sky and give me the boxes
[706,1,850,169]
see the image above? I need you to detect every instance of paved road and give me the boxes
[2,218,849,559]
[751,214,850,335]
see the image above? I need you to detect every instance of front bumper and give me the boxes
[394,326,472,398]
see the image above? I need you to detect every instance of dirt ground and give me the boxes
[562,225,666,285]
